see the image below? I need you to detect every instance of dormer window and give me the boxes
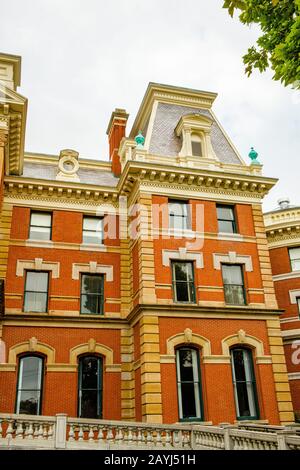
[175,114,217,160]
[191,134,202,157]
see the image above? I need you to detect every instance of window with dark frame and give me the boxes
[82,216,103,244]
[222,264,246,305]
[78,356,102,419]
[172,261,196,303]
[176,347,203,421]
[230,348,259,420]
[289,247,300,272]
[168,200,189,231]
[80,274,104,315]
[217,205,237,234]
[16,356,44,415]
[24,271,49,313]
[29,212,52,240]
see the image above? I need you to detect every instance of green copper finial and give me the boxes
[248,146,260,165]
[135,130,145,148]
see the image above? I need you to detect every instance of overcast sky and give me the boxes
[1,0,299,211]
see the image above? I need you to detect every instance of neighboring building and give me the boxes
[0,52,295,426]
[264,199,300,422]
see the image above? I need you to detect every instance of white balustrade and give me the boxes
[0,413,300,450]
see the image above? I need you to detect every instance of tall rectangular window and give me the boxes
[80,274,104,315]
[176,348,203,421]
[29,212,52,240]
[24,271,49,313]
[217,205,237,234]
[172,261,195,303]
[16,356,44,415]
[169,200,189,231]
[78,356,102,419]
[289,247,300,272]
[222,264,246,305]
[231,348,259,420]
[82,217,103,244]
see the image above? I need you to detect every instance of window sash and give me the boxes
[222,265,246,305]
[82,217,103,244]
[172,262,196,303]
[176,348,202,420]
[289,248,300,271]
[297,297,300,317]
[78,356,102,419]
[168,201,189,231]
[217,205,236,234]
[80,275,104,315]
[231,349,258,420]
[29,212,52,240]
[24,272,49,313]
[191,140,202,157]
[16,356,43,415]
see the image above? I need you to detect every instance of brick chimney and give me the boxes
[106,108,129,176]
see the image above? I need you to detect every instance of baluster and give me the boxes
[107,426,114,444]
[97,426,104,445]
[48,423,54,441]
[6,420,14,440]
[127,428,133,445]
[146,428,153,447]
[43,424,48,440]
[27,423,34,440]
[88,426,95,442]
[68,424,75,441]
[136,428,143,446]
[16,421,24,439]
[131,429,137,445]
[78,425,84,441]
[155,429,162,447]
[33,423,39,439]
[122,427,128,446]
[183,431,189,448]
[165,430,171,448]
[37,424,44,439]
[115,427,122,444]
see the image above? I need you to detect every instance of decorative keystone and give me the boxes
[135,130,145,148]
[248,147,260,165]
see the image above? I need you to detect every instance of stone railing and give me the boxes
[0,413,300,450]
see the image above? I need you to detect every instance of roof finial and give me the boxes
[248,146,260,165]
[135,130,145,148]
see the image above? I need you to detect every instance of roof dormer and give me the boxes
[175,113,217,160]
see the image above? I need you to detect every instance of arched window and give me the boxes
[78,355,102,419]
[16,355,44,415]
[230,348,259,420]
[191,134,202,157]
[176,347,203,421]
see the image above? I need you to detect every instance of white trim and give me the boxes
[72,262,113,281]
[213,252,253,271]
[16,258,60,278]
[79,243,107,252]
[162,248,203,268]
[288,372,300,381]
[281,329,300,339]
[289,290,300,304]
[273,271,300,282]
[217,233,244,242]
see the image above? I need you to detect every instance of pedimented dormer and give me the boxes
[175,113,217,160]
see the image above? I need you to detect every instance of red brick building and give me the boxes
[264,199,300,422]
[0,53,295,426]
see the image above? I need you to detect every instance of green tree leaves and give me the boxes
[223,0,300,88]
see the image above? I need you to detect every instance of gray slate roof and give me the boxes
[149,103,242,165]
[23,162,119,187]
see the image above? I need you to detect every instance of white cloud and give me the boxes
[0,0,299,211]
